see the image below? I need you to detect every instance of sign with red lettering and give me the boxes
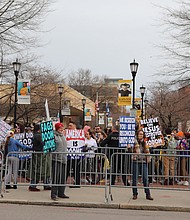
[65,129,85,159]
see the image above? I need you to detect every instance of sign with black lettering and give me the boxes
[119,116,136,147]
[0,119,12,145]
[40,121,56,153]
[140,117,164,148]
[14,132,33,160]
[66,129,85,159]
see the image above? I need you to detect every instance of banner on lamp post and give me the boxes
[98,113,105,125]
[118,80,132,106]
[18,79,30,104]
[84,108,91,121]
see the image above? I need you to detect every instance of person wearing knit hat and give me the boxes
[176,131,184,138]
[176,131,189,186]
[51,122,69,200]
[55,122,64,131]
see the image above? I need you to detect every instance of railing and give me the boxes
[3,147,190,203]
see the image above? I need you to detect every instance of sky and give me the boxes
[35,0,177,97]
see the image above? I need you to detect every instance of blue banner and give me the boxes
[119,116,136,148]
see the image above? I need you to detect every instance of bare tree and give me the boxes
[159,1,190,84]
[146,82,188,130]
[0,0,52,54]
[1,65,65,125]
[67,68,106,98]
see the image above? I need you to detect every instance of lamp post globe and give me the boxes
[13,59,21,128]
[130,59,139,109]
[140,85,146,120]
[58,83,63,123]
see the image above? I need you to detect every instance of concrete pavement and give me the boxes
[0,185,190,212]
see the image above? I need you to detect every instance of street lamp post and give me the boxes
[58,83,63,123]
[82,98,86,128]
[106,112,109,128]
[130,59,139,109]
[13,59,21,128]
[144,99,148,119]
[140,85,146,119]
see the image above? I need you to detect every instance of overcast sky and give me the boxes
[36,0,176,97]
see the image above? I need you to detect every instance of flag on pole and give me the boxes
[45,99,50,121]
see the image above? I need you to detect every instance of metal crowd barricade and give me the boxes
[4,151,109,203]
[0,151,3,197]
[107,150,190,202]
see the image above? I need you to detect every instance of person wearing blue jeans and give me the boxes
[130,130,153,200]
[132,161,151,198]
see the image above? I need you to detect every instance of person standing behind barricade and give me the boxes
[5,131,30,189]
[129,130,153,200]
[83,130,98,184]
[176,131,189,186]
[161,128,177,185]
[51,122,69,201]
[100,125,130,186]
[28,124,51,191]
[66,121,81,188]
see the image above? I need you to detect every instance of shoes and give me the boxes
[58,194,69,199]
[146,195,154,200]
[160,179,168,185]
[132,195,137,200]
[51,197,58,201]
[177,181,184,185]
[6,185,13,189]
[124,181,130,186]
[44,187,51,190]
[183,181,189,186]
[29,186,40,191]
[13,185,17,189]
[164,179,168,185]
[25,177,31,182]
[69,186,80,188]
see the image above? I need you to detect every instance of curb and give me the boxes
[0,200,189,212]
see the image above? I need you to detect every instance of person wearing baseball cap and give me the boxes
[51,122,69,200]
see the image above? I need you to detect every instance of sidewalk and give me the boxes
[0,185,190,212]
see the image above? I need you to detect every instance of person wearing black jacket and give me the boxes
[28,124,51,191]
[100,125,130,186]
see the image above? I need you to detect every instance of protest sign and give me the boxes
[140,117,164,148]
[0,119,12,145]
[119,116,136,148]
[40,120,56,153]
[66,129,85,159]
[14,132,33,160]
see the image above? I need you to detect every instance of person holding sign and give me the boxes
[51,123,69,201]
[129,130,153,200]
[4,131,30,189]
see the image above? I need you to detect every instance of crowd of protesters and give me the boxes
[1,120,190,201]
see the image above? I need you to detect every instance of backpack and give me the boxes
[163,135,177,154]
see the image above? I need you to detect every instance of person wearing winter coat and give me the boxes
[51,123,69,200]
[5,130,30,189]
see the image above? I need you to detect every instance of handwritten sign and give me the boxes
[140,117,164,148]
[0,119,12,145]
[66,129,85,159]
[14,132,33,160]
[119,116,136,148]
[40,121,56,153]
